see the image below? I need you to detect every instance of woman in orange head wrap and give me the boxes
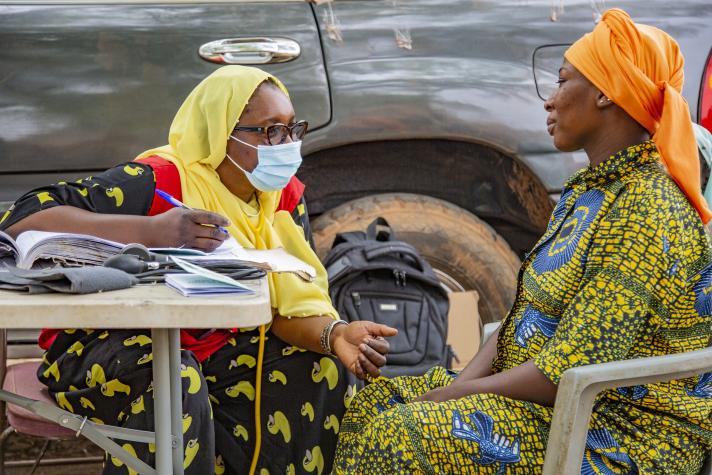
[333,9,712,475]
[561,7,712,223]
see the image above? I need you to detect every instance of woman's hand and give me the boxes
[413,380,472,403]
[331,321,398,380]
[148,208,230,252]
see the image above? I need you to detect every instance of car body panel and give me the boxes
[0,2,328,178]
[305,0,711,192]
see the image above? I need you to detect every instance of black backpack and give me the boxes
[323,218,451,377]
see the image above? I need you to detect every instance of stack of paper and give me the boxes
[165,256,256,297]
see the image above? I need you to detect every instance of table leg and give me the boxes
[169,329,185,475]
[151,329,173,475]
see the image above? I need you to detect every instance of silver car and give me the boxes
[1,0,710,322]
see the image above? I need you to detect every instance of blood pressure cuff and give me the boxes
[0,266,138,294]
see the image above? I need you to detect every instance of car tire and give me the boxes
[311,193,520,324]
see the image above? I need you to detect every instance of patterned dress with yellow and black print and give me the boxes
[334,141,712,475]
[0,162,354,475]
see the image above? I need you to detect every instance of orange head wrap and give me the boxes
[565,8,711,223]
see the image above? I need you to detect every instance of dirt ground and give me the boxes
[3,434,103,474]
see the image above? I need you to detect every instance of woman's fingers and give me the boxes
[189,211,229,241]
[190,237,226,252]
[192,222,229,242]
[353,360,366,380]
[368,322,398,337]
[177,210,229,251]
[365,336,389,355]
[360,343,387,367]
[358,352,381,378]
[414,388,449,403]
[187,209,230,228]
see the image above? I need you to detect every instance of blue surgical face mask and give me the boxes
[227,136,303,192]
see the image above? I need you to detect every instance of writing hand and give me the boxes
[150,208,230,252]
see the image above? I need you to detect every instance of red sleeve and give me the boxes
[38,329,59,350]
[278,176,305,213]
[135,155,182,216]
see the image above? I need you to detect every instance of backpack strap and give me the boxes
[331,231,367,248]
[363,242,427,273]
[325,254,354,282]
[331,217,395,248]
[366,217,395,241]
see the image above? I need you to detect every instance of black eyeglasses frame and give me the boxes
[233,120,309,145]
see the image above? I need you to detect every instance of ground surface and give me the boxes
[4,434,103,474]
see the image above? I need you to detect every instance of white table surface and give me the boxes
[0,277,271,328]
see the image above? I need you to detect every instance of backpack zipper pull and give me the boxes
[392,269,401,286]
[400,270,407,287]
[352,292,361,307]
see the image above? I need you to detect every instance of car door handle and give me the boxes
[198,37,300,65]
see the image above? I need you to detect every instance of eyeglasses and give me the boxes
[532,43,571,101]
[233,120,308,145]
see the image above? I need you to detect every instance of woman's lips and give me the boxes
[547,122,555,136]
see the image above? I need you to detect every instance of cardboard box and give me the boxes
[446,290,481,370]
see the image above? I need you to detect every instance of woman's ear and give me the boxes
[596,92,614,110]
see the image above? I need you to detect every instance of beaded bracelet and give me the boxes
[320,319,348,356]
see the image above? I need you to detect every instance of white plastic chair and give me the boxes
[481,322,712,475]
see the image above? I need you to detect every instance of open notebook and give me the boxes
[0,230,316,281]
[0,230,124,269]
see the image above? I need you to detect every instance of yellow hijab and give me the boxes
[565,9,712,223]
[136,65,337,319]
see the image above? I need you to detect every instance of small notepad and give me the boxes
[163,256,255,297]
[164,273,254,297]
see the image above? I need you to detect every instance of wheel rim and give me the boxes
[433,268,466,294]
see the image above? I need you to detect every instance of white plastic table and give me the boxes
[0,277,271,475]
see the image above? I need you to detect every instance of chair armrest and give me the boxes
[482,322,500,344]
[543,346,712,475]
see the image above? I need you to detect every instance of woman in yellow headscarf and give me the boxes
[332,9,711,475]
[1,66,397,474]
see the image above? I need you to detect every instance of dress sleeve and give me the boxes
[534,186,681,384]
[0,162,155,231]
[290,197,316,251]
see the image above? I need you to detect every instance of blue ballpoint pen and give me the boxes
[155,189,229,234]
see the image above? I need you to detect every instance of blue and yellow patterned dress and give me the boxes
[334,141,712,474]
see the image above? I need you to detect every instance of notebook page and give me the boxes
[149,236,243,257]
[14,230,125,268]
